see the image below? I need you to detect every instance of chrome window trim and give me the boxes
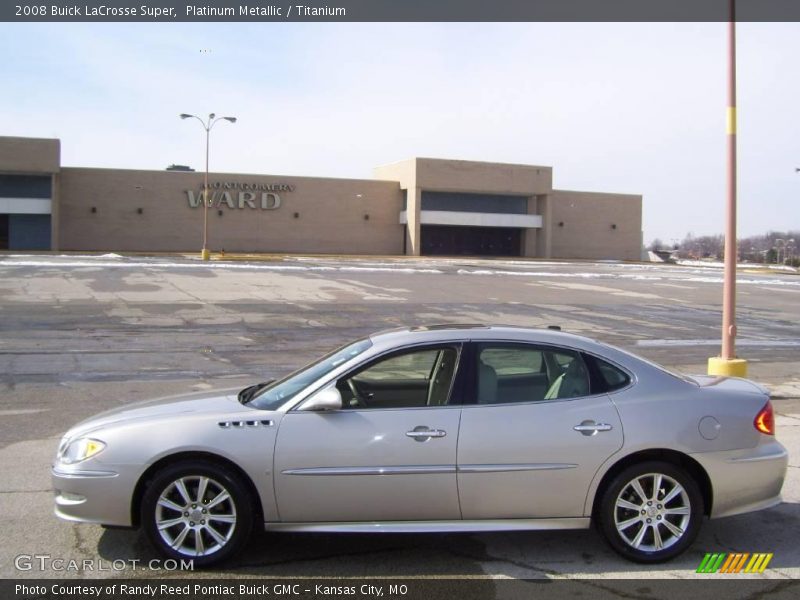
[277,336,639,413]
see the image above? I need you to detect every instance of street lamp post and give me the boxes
[775,238,785,264]
[179,112,237,261]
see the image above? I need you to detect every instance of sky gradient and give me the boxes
[2,22,798,244]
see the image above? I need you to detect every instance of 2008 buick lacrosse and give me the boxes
[53,326,787,566]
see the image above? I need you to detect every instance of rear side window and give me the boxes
[475,343,590,404]
[593,357,631,392]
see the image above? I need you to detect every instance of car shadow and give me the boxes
[96,502,800,578]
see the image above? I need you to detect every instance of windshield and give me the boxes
[248,338,373,410]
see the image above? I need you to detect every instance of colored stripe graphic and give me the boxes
[733,553,750,573]
[744,553,774,573]
[698,552,773,573]
[720,553,738,573]
[697,553,715,573]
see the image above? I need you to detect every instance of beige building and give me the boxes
[0,136,642,260]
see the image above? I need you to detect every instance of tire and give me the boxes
[596,461,704,563]
[141,460,254,567]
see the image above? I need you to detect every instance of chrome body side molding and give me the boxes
[457,463,577,473]
[264,517,591,533]
[282,463,578,476]
[281,465,456,476]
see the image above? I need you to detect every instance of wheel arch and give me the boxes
[130,451,264,528]
[589,448,713,518]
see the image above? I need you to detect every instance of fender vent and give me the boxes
[218,420,273,429]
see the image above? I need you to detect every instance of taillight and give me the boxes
[754,401,775,435]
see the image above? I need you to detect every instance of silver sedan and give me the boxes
[52,326,788,566]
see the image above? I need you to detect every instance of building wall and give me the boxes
[550,190,643,261]
[0,137,60,174]
[0,137,644,260]
[413,157,552,195]
[375,158,553,256]
[58,168,404,254]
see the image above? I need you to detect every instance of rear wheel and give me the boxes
[141,461,253,567]
[597,461,703,563]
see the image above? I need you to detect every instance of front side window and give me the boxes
[338,345,461,409]
[476,344,590,404]
[249,339,373,410]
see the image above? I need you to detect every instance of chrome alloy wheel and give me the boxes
[155,475,237,557]
[613,472,691,552]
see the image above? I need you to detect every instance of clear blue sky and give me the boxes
[2,22,798,244]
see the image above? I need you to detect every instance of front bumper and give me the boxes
[52,465,138,527]
[691,438,789,519]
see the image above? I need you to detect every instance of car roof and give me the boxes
[368,324,601,352]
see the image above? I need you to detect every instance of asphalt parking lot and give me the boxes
[0,253,798,585]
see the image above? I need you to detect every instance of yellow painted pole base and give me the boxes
[708,357,748,378]
[200,248,210,261]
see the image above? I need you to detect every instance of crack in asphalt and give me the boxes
[231,544,414,572]
[70,526,94,580]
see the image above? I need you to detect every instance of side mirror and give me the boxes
[299,385,343,412]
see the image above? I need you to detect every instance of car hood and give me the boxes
[64,387,247,439]
[686,375,769,396]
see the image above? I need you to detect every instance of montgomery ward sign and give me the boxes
[186,181,295,210]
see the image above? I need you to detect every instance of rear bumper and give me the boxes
[691,439,788,519]
[52,465,137,527]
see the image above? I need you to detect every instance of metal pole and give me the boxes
[721,0,737,361]
[709,0,746,376]
[202,117,210,261]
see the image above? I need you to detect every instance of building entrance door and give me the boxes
[0,215,8,250]
[421,225,522,257]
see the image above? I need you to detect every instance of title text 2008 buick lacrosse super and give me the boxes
[53,326,787,566]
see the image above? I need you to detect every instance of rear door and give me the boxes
[457,342,624,519]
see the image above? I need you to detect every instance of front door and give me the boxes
[273,344,463,522]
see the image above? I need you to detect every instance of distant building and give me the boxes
[0,136,642,259]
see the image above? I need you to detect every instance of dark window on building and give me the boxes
[0,215,8,250]
[421,191,527,214]
[421,225,522,257]
[0,175,51,199]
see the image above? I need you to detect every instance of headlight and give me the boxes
[59,438,106,465]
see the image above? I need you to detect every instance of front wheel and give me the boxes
[597,461,704,563]
[141,461,254,567]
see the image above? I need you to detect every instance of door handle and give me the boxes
[573,421,613,436]
[406,428,447,441]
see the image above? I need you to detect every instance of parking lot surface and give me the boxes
[0,254,798,585]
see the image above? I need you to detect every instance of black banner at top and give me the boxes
[4,0,800,23]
